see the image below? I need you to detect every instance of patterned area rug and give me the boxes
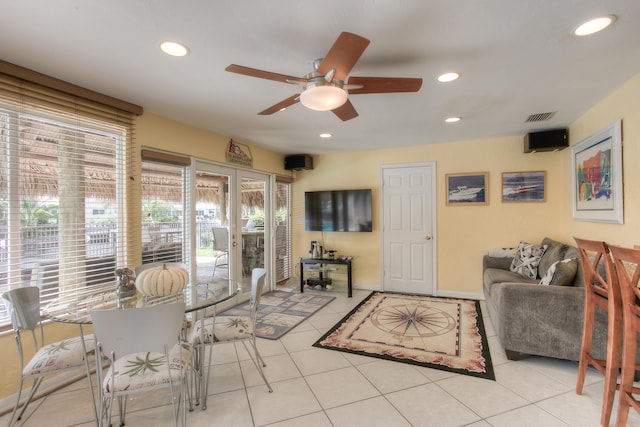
[313,292,495,380]
[222,290,335,340]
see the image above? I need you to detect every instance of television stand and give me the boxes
[300,257,352,297]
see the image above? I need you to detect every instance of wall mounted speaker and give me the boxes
[524,128,568,153]
[284,154,313,170]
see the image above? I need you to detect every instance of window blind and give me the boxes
[140,159,187,267]
[275,179,291,283]
[0,69,139,328]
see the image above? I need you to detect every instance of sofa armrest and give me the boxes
[483,255,513,271]
[495,282,595,361]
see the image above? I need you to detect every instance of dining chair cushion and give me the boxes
[102,342,192,393]
[23,334,96,377]
[190,315,253,345]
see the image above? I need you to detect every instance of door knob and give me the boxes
[424,235,432,241]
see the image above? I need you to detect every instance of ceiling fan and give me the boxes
[225,32,423,121]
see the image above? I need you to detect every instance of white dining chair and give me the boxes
[1,286,96,426]
[189,268,272,410]
[91,301,192,427]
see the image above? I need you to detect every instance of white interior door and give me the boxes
[381,163,436,295]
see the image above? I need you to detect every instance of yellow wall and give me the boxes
[292,72,640,296]
[292,136,565,295]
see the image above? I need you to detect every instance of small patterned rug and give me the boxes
[313,292,495,380]
[222,290,335,340]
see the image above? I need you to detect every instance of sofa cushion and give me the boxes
[485,267,538,286]
[510,241,548,280]
[539,258,578,286]
[538,237,573,278]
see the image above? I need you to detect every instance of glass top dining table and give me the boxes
[43,281,240,324]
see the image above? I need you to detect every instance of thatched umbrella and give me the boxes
[5,123,275,209]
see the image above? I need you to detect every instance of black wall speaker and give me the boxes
[524,128,568,153]
[284,154,313,170]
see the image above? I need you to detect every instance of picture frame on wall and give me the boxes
[501,171,546,202]
[571,119,623,224]
[446,172,489,206]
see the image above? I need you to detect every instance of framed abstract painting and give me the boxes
[571,119,623,224]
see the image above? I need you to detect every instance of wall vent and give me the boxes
[525,111,557,122]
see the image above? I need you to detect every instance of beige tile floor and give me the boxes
[3,285,640,427]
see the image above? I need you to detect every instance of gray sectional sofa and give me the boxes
[482,237,608,361]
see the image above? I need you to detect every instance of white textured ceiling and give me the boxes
[1,1,639,155]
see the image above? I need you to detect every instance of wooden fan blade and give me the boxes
[225,64,306,85]
[258,94,300,115]
[332,99,359,121]
[317,32,370,81]
[346,76,423,94]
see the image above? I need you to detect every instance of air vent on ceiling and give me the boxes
[525,111,557,122]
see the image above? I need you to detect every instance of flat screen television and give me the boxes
[305,189,372,232]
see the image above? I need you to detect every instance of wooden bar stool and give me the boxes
[574,237,621,427]
[609,244,640,426]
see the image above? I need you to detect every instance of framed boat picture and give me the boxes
[571,119,623,224]
[501,171,546,202]
[446,172,489,206]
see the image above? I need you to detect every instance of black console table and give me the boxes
[300,257,352,297]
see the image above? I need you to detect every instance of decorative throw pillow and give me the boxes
[510,241,548,280]
[539,258,578,286]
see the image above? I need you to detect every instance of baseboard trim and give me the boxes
[435,290,485,300]
[0,372,89,417]
[364,284,485,301]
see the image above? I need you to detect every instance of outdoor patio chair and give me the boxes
[211,227,229,279]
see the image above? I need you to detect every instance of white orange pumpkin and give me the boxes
[135,263,189,296]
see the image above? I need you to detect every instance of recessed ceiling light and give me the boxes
[574,15,616,36]
[319,133,332,138]
[160,41,190,57]
[437,72,460,83]
[445,117,461,123]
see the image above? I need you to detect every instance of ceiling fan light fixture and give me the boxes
[300,85,348,111]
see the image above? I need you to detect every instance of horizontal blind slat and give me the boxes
[0,71,135,327]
